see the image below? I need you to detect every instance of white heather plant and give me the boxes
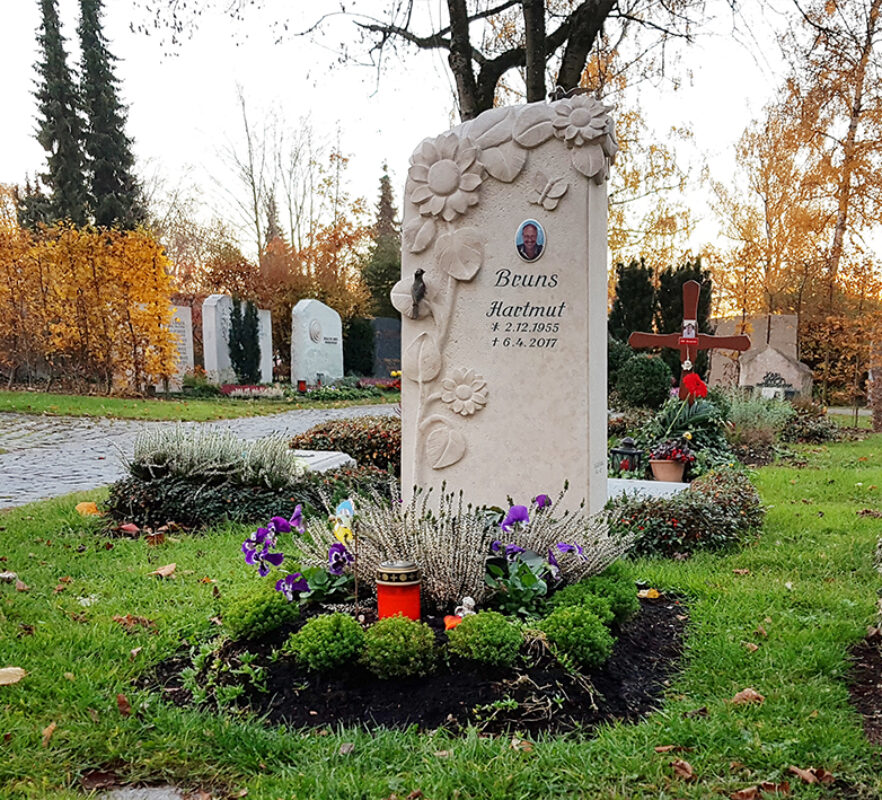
[128,427,307,490]
[296,486,634,611]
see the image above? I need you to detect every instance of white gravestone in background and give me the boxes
[392,95,616,514]
[290,299,344,385]
[156,305,194,391]
[203,294,273,384]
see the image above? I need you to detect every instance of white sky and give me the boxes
[0,1,791,252]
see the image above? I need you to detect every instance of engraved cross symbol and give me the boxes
[627,280,751,399]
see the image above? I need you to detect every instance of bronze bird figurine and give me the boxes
[411,268,426,319]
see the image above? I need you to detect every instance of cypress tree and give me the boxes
[655,258,713,378]
[78,0,144,229]
[33,0,90,226]
[608,258,655,343]
[361,165,401,318]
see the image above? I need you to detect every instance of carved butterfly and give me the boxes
[528,171,569,211]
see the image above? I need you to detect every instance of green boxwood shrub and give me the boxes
[224,580,300,640]
[608,335,634,392]
[540,605,615,669]
[781,399,841,443]
[546,585,615,625]
[615,354,672,410]
[548,561,637,624]
[608,466,764,557]
[285,612,365,671]
[446,611,522,667]
[290,416,401,476]
[361,614,436,679]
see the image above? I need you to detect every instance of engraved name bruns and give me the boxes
[494,268,558,288]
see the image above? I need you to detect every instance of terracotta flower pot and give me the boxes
[649,459,686,483]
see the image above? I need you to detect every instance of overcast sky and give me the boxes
[1,1,791,251]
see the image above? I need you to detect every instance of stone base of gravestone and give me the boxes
[371,317,401,377]
[291,299,344,385]
[607,478,687,500]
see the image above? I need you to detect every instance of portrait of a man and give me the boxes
[516,220,545,262]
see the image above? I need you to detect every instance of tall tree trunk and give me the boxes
[523,0,546,102]
[447,0,480,119]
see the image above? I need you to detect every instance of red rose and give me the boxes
[682,372,708,399]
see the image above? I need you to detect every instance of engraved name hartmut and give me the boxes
[485,300,567,318]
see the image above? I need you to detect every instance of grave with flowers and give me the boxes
[149,95,689,733]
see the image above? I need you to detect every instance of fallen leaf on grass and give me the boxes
[755,624,768,638]
[53,581,70,593]
[75,502,100,516]
[0,667,26,685]
[433,750,452,758]
[654,745,693,753]
[148,563,176,578]
[185,791,211,800]
[338,742,355,755]
[80,770,118,791]
[742,642,760,653]
[130,647,142,661]
[733,569,751,576]
[145,532,165,546]
[510,737,534,752]
[116,693,132,716]
[0,571,17,582]
[682,706,708,718]
[637,588,661,599]
[41,721,57,747]
[87,708,99,723]
[730,761,745,771]
[670,759,694,780]
[15,579,29,592]
[732,688,765,705]
[857,508,882,518]
[64,672,75,681]
[2,733,11,744]
[18,624,35,637]
[117,523,140,535]
[759,780,790,794]
[730,788,761,800]
[112,614,157,633]
[199,576,216,584]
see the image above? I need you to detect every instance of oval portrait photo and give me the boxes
[516,219,545,262]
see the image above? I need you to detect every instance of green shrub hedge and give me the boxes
[290,415,401,475]
[539,605,615,669]
[285,613,365,671]
[361,614,436,679]
[615,354,672,410]
[447,611,523,667]
[607,467,764,557]
[224,579,301,640]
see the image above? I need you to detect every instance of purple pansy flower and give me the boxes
[504,544,525,562]
[533,494,552,509]
[547,547,561,579]
[490,540,503,554]
[328,542,355,575]
[244,542,285,576]
[242,526,274,559]
[275,572,309,602]
[289,504,305,534]
[269,516,292,534]
[555,542,588,562]
[500,505,530,533]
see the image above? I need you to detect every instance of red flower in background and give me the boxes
[682,372,708,399]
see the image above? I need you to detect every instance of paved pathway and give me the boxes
[0,405,398,508]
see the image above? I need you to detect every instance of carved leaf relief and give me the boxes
[570,145,609,184]
[512,103,555,148]
[480,141,528,183]
[390,276,433,320]
[426,424,467,470]
[436,228,485,282]
[403,332,442,383]
[467,106,513,149]
[403,216,436,254]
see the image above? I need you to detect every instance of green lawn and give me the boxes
[0,439,879,798]
[0,390,399,421]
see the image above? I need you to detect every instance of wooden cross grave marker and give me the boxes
[627,280,751,400]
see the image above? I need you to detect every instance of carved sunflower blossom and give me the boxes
[408,132,483,222]
[441,368,488,416]
[552,94,610,147]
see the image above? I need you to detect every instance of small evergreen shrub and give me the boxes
[546,585,615,626]
[607,335,634,392]
[781,399,841,443]
[549,561,637,624]
[616,354,672,410]
[446,611,523,667]
[290,416,402,475]
[224,580,300,640]
[540,605,615,669]
[361,614,436,679]
[608,466,763,557]
[342,317,375,377]
[285,612,365,671]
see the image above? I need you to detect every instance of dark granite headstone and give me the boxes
[371,317,401,377]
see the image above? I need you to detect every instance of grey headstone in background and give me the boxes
[371,317,401,377]
[291,299,344,384]
[155,305,194,392]
[202,294,235,384]
[258,308,273,383]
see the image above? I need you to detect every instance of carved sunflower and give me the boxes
[441,368,488,416]
[551,94,611,147]
[407,132,483,222]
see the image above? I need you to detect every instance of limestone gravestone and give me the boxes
[156,305,194,391]
[371,317,401,377]
[203,294,273,384]
[394,95,617,514]
[290,299,344,385]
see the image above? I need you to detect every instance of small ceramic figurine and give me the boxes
[454,596,476,617]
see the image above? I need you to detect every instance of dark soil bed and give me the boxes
[143,597,686,735]
[848,631,882,746]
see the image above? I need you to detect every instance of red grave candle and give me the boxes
[376,560,421,621]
